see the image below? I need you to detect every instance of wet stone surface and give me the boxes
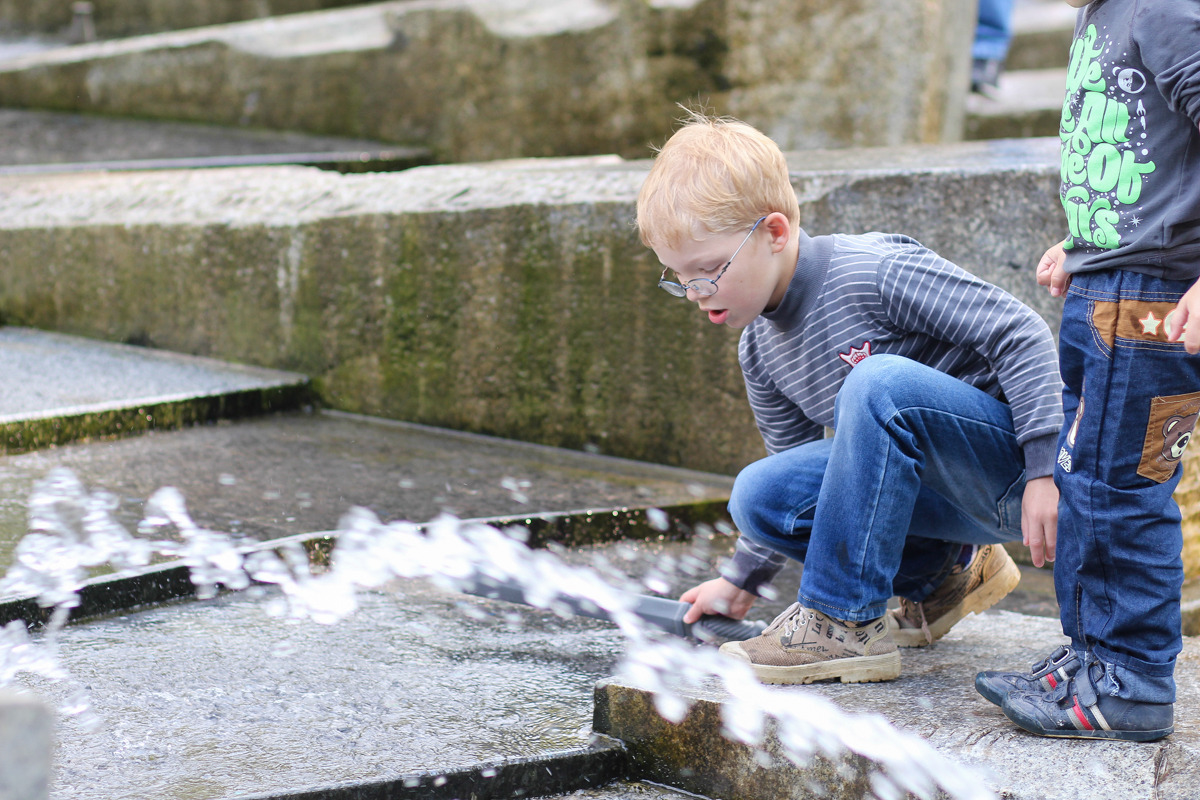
[0,409,733,569]
[0,327,305,421]
[20,581,625,800]
[13,534,772,800]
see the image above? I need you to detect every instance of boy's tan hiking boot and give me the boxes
[718,603,900,685]
[888,543,1021,647]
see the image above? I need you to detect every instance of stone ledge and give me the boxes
[0,1,365,39]
[0,327,313,454]
[594,612,1200,800]
[238,737,631,800]
[0,108,428,171]
[0,138,1069,479]
[0,0,973,161]
[0,141,1067,476]
[0,499,731,628]
[965,68,1064,140]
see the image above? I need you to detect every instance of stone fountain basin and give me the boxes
[20,578,629,800]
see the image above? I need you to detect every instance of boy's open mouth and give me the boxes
[708,309,729,325]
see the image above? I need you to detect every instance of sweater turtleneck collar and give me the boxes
[761,228,834,332]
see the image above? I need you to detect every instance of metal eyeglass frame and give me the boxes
[657,216,767,298]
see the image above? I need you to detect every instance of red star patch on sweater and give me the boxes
[838,341,872,367]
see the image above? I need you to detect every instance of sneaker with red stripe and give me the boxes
[974,645,1079,707]
[1000,658,1173,742]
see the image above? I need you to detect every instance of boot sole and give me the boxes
[892,549,1021,648]
[747,650,902,685]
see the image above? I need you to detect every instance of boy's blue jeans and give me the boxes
[1056,270,1200,705]
[729,354,1027,624]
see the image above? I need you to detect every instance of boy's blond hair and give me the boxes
[636,110,799,249]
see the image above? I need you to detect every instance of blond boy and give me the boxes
[638,112,1062,684]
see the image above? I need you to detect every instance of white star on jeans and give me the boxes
[1141,311,1163,336]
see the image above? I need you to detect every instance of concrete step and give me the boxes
[0,108,430,174]
[0,0,972,160]
[964,66,1064,140]
[0,0,369,41]
[962,0,1074,141]
[596,612,1200,800]
[0,140,1068,480]
[0,326,312,455]
[1008,0,1076,72]
[0,402,735,574]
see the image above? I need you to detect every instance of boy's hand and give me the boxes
[1166,275,1200,353]
[1036,241,1071,298]
[1021,475,1058,567]
[679,577,757,624]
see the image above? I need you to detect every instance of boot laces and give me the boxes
[896,597,932,644]
[782,608,813,638]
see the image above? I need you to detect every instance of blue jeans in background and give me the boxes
[975,0,1015,62]
[728,354,1028,624]
[1056,270,1200,704]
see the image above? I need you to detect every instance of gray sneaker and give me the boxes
[1001,658,1173,742]
[976,645,1080,707]
[889,544,1021,647]
[719,603,900,685]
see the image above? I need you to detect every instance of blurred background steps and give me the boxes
[0,0,374,42]
[964,0,1073,141]
[0,108,430,174]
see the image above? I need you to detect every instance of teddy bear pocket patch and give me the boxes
[1139,391,1200,483]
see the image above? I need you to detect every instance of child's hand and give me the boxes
[1021,475,1058,567]
[679,577,757,624]
[1166,275,1200,354]
[1035,241,1070,298]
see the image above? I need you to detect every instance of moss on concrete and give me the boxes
[0,384,313,455]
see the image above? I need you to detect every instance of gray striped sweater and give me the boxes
[723,230,1064,594]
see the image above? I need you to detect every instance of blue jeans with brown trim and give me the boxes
[1055,269,1200,704]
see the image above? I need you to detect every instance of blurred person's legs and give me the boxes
[973,0,1014,92]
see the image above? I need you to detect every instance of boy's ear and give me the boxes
[763,212,792,253]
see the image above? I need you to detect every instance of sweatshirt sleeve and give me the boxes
[878,245,1064,478]
[720,535,789,595]
[1135,2,1200,124]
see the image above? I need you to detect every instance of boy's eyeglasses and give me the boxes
[657,216,767,298]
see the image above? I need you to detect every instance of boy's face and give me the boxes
[652,223,775,330]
